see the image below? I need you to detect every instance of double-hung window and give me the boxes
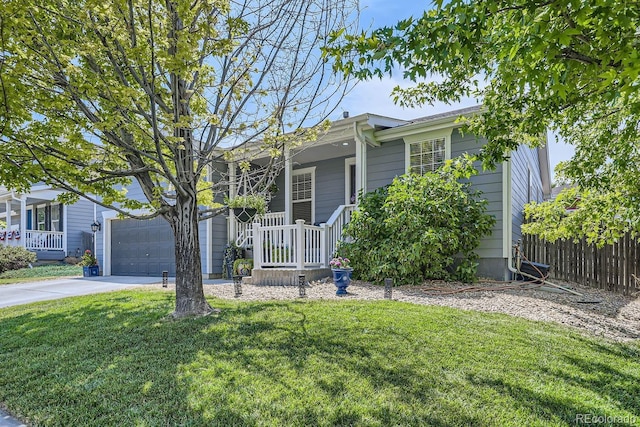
[292,167,315,224]
[405,130,452,175]
[408,137,446,174]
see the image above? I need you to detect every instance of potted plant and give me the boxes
[80,249,100,277]
[233,258,254,276]
[226,194,267,222]
[329,256,352,295]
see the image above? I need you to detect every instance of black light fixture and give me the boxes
[384,278,393,300]
[90,220,101,233]
[233,275,242,297]
[298,274,306,298]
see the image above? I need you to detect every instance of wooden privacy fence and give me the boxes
[522,233,640,295]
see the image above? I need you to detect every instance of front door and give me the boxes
[345,158,356,204]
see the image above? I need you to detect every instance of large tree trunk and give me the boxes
[169,192,213,318]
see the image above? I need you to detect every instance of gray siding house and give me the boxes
[0,185,96,260]
[92,106,550,282]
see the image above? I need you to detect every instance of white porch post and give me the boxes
[62,203,67,255]
[5,200,11,246]
[252,222,262,269]
[228,162,237,243]
[354,124,367,200]
[19,196,27,248]
[284,146,292,225]
[320,223,327,267]
[295,219,305,269]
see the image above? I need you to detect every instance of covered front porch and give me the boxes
[226,114,406,283]
[0,187,69,259]
[228,205,355,285]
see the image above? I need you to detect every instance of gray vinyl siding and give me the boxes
[511,145,544,245]
[268,172,286,213]
[210,214,227,275]
[209,161,229,275]
[312,156,351,223]
[266,156,351,224]
[450,130,504,260]
[366,139,405,191]
[65,199,94,257]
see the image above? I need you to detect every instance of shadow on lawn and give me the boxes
[1,293,639,426]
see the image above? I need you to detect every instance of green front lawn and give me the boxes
[0,264,82,285]
[0,290,638,426]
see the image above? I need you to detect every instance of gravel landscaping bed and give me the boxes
[144,278,640,342]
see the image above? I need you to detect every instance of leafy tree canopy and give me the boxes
[0,0,356,316]
[325,0,640,241]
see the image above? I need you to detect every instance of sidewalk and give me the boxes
[0,408,26,427]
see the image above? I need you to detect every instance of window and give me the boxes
[37,205,46,231]
[292,167,315,224]
[51,203,60,231]
[26,208,32,230]
[408,137,446,174]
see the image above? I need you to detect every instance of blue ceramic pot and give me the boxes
[332,268,352,295]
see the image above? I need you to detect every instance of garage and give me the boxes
[111,217,176,276]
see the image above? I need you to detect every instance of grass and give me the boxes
[0,290,639,426]
[0,264,82,285]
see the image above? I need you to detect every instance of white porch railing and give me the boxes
[324,204,356,260]
[253,219,325,268]
[232,212,286,247]
[247,204,356,269]
[24,230,64,251]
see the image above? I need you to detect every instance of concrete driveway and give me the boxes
[0,276,167,309]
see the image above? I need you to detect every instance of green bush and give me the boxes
[0,246,37,274]
[340,156,495,284]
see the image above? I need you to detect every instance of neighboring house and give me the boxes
[0,185,96,260]
[93,106,551,282]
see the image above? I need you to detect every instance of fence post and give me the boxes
[296,219,305,270]
[319,223,327,267]
[252,222,262,269]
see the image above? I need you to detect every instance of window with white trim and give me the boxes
[37,204,46,231]
[408,137,446,174]
[51,203,60,231]
[292,168,314,224]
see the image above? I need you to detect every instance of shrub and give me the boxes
[0,246,37,274]
[340,156,495,284]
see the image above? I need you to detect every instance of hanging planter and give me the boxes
[233,207,258,223]
[226,194,267,223]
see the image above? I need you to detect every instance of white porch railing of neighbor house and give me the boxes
[0,230,21,247]
[24,230,64,251]
[252,220,325,268]
[232,212,286,247]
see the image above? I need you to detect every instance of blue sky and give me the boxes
[338,0,574,181]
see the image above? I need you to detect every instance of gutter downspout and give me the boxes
[502,158,581,295]
[507,240,582,296]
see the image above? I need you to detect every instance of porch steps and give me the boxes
[251,268,331,286]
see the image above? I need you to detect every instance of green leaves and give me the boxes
[325,0,640,239]
[340,161,494,285]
